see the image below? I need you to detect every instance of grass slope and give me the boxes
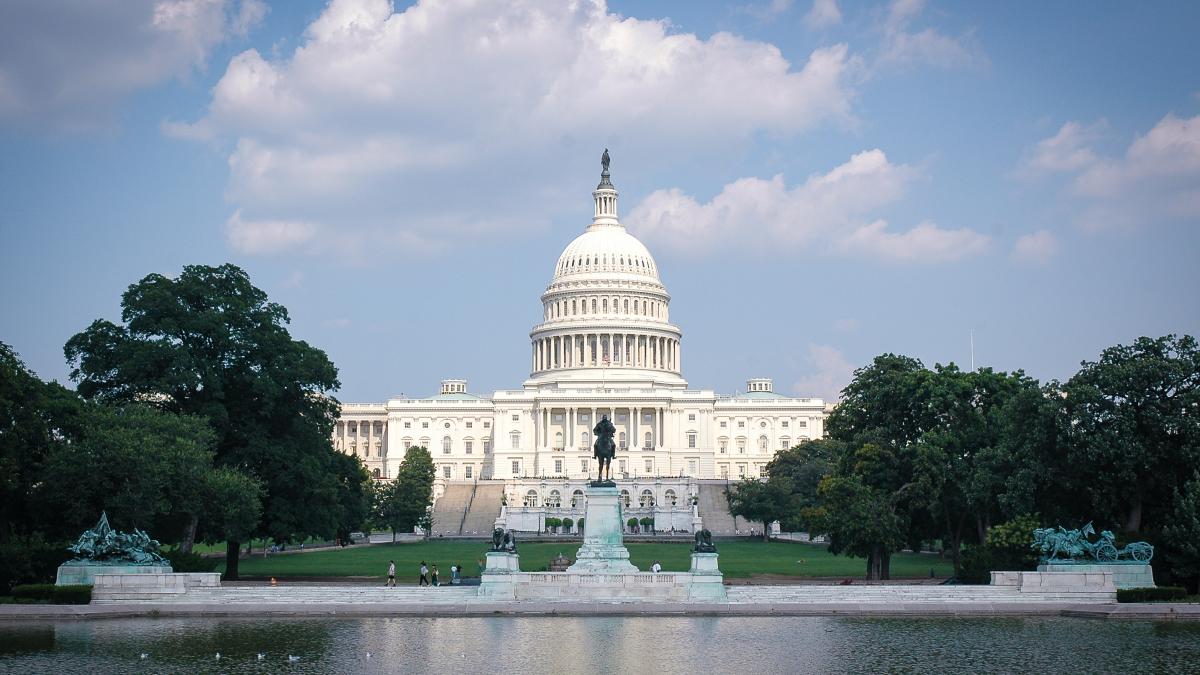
[228,540,952,581]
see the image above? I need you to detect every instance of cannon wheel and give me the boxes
[1130,542,1153,563]
[1095,542,1118,562]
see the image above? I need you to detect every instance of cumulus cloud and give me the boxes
[876,0,985,70]
[0,0,265,131]
[1022,113,1200,230]
[804,0,842,29]
[1011,230,1058,263]
[792,344,855,401]
[169,0,861,257]
[225,210,317,254]
[627,148,989,262]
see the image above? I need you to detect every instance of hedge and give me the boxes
[1116,586,1187,603]
[11,583,92,604]
[164,548,218,573]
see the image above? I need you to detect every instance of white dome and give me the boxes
[553,225,660,282]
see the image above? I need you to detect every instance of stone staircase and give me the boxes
[696,481,761,535]
[430,484,473,535]
[460,482,504,536]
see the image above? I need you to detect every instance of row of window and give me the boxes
[717,462,766,479]
[718,419,808,429]
[545,295,664,321]
[402,420,491,430]
[716,436,795,453]
[521,488,679,508]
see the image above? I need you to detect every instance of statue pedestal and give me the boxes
[567,486,637,573]
[687,552,727,600]
[56,563,171,586]
[1038,563,1154,589]
[478,551,521,599]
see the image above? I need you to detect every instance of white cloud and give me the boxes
[1022,113,1200,230]
[792,344,855,401]
[170,0,861,257]
[839,219,990,262]
[1011,230,1058,263]
[804,0,842,29]
[876,0,985,70]
[0,0,265,131]
[627,148,989,262]
[225,210,317,254]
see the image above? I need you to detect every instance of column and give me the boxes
[659,407,664,447]
[631,406,638,448]
[568,407,574,449]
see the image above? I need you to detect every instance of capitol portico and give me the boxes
[333,154,827,533]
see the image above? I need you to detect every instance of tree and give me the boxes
[1161,474,1200,594]
[807,473,905,580]
[764,439,842,531]
[374,446,435,540]
[639,516,654,532]
[726,477,792,541]
[1058,335,1200,534]
[64,264,344,579]
[561,517,574,533]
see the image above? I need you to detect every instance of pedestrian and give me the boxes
[431,565,440,586]
[651,560,662,574]
[450,564,459,585]
[419,561,429,586]
[386,560,396,587]
[456,562,464,583]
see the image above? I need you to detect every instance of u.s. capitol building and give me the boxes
[334,155,827,533]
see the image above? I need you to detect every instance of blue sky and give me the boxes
[1,0,1198,402]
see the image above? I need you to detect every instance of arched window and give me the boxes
[524,490,538,507]
[644,431,653,448]
[571,489,584,507]
[554,431,563,449]
[640,490,655,508]
[623,299,629,313]
[510,431,520,449]
[547,490,561,507]
[758,435,768,451]
[620,490,631,507]
[602,299,608,313]
[581,431,590,450]
[372,468,381,478]
[618,431,627,449]
[572,299,577,314]
[665,489,677,506]
[591,298,597,313]
[442,436,452,454]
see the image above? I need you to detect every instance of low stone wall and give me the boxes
[990,570,1116,596]
[482,571,726,601]
[92,573,221,602]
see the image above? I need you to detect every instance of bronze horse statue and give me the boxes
[593,415,617,483]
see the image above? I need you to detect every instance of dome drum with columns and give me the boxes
[331,152,827,534]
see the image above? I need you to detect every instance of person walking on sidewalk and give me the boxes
[431,565,440,587]
[386,560,396,587]
[419,561,430,586]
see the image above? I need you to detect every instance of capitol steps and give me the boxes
[460,482,505,535]
[696,482,761,535]
[430,483,474,535]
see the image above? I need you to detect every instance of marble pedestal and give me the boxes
[688,552,727,600]
[478,551,521,599]
[1038,563,1155,589]
[56,563,172,586]
[567,485,637,573]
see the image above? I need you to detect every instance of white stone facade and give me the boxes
[333,159,826,490]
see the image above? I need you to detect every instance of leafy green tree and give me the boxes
[561,517,574,532]
[764,439,842,531]
[727,476,793,541]
[1058,335,1200,533]
[64,264,343,579]
[374,446,435,541]
[1161,475,1200,594]
[807,473,906,580]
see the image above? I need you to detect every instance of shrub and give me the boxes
[639,517,653,530]
[0,537,72,593]
[578,519,584,531]
[1117,586,1188,603]
[627,518,638,530]
[52,585,93,604]
[561,518,574,531]
[11,584,56,601]
[163,548,218,573]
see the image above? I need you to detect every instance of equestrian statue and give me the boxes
[592,414,617,486]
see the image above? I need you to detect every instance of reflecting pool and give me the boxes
[2,616,1199,674]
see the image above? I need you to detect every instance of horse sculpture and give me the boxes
[491,528,517,553]
[694,528,716,553]
[592,415,617,484]
[1031,522,1154,563]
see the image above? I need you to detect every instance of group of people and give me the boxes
[386,560,463,587]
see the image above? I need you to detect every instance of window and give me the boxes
[442,465,452,479]
[719,439,728,454]
[643,413,652,422]
[738,421,745,428]
[687,433,697,448]
[799,420,807,428]
[737,438,746,453]
[720,421,727,428]
[581,459,589,473]
[645,458,653,473]
[553,413,563,422]
[524,490,538,507]
[760,421,767,428]
[510,432,520,449]
[644,431,653,447]
[617,414,627,421]
[618,432,627,449]
[640,490,654,508]
[759,436,768,451]
[422,422,429,428]
[404,421,412,429]
[618,459,626,474]
[554,431,564,449]
[466,422,473,429]
[688,414,696,421]
[512,460,520,475]
[687,459,697,475]
[581,413,590,422]
[465,441,473,455]
[465,465,473,479]
[554,459,563,474]
[781,421,788,428]
[719,464,729,479]
[373,468,381,478]
[547,490,561,507]
[403,437,413,450]
[591,299,597,313]
[780,438,790,450]
[484,437,492,453]
[442,436,452,454]
[738,464,747,478]
[512,414,519,422]
[445,422,451,429]
[665,489,677,506]
[620,490,631,507]
[484,421,490,428]
[571,489,584,507]
[581,431,590,449]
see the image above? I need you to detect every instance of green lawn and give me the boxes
[227,540,952,581]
